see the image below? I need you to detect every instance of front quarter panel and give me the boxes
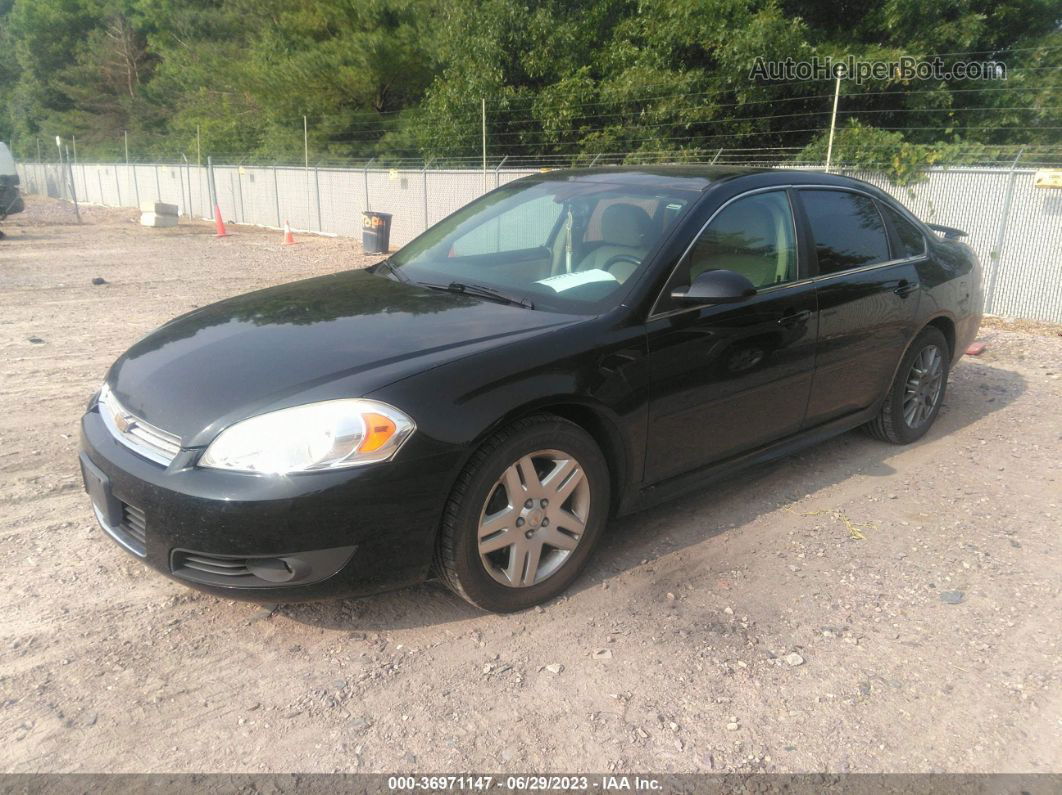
[368,312,650,509]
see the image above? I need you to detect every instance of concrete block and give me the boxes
[140,212,178,228]
[140,201,179,217]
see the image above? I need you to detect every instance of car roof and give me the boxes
[525,165,881,194]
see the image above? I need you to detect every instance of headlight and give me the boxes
[199,399,415,474]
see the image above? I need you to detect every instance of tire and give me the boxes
[865,327,950,444]
[435,414,610,612]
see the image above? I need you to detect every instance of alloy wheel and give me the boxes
[903,344,945,428]
[477,449,591,588]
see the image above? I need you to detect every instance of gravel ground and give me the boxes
[1,197,1060,774]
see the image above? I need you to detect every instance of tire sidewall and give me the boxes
[887,328,950,443]
[447,420,610,612]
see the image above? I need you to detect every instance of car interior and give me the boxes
[571,202,654,282]
[422,189,692,308]
[684,193,795,289]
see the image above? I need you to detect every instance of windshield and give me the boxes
[385,179,696,313]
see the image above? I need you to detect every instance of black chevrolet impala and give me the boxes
[80,167,982,612]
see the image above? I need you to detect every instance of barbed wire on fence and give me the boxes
[21,142,1062,171]
[11,60,1060,167]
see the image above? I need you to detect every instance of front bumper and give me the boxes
[79,405,459,602]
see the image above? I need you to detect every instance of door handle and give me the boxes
[892,279,919,297]
[777,309,812,326]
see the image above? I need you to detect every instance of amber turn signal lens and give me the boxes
[359,412,397,453]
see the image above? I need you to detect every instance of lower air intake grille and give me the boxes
[120,503,147,547]
[176,553,255,580]
[171,546,355,588]
[95,499,147,556]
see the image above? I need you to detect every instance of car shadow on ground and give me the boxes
[280,360,1026,631]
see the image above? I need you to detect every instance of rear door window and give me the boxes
[799,189,890,275]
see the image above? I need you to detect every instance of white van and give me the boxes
[1,142,25,238]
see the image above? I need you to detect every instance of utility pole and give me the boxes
[196,125,201,168]
[825,74,841,173]
[71,135,78,166]
[124,130,130,165]
[36,138,42,163]
[481,97,487,187]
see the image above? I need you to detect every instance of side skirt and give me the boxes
[621,405,880,515]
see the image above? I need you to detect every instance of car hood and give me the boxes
[107,269,581,446]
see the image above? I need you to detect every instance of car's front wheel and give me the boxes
[866,326,950,444]
[436,415,610,612]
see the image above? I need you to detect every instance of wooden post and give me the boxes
[825,75,841,173]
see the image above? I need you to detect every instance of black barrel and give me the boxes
[362,211,393,254]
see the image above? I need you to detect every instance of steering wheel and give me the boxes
[600,254,643,281]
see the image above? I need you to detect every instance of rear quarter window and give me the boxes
[880,203,927,259]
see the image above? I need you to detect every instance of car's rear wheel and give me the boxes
[435,414,610,612]
[865,326,950,444]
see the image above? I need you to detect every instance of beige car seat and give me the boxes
[575,203,654,283]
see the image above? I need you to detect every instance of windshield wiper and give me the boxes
[373,258,411,283]
[418,281,535,310]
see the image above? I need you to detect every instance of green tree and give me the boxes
[0,0,1057,167]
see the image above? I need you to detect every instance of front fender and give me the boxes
[368,317,650,509]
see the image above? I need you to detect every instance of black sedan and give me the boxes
[80,167,982,612]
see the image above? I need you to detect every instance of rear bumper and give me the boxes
[79,405,460,602]
[955,310,981,363]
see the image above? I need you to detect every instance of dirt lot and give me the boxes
[1,197,1060,774]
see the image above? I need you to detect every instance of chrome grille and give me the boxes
[98,385,181,466]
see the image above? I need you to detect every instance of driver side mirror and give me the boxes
[671,269,757,305]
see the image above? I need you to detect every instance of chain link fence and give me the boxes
[14,158,1062,323]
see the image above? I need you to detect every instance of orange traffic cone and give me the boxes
[213,204,229,238]
[282,220,296,245]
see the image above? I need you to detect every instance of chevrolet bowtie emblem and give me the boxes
[114,412,134,433]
